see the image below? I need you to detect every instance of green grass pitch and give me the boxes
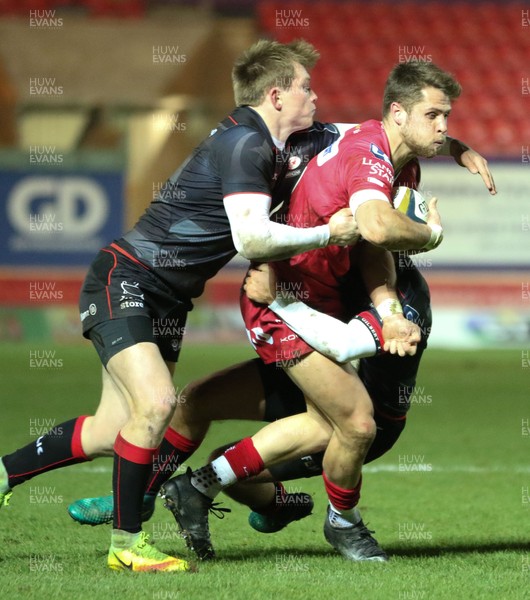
[0,342,528,599]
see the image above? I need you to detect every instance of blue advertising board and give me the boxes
[0,171,124,266]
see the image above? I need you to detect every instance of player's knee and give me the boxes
[134,394,177,428]
[339,414,377,449]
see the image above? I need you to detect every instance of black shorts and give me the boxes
[88,314,187,366]
[80,242,191,365]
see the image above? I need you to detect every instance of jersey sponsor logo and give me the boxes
[361,157,394,183]
[357,315,382,353]
[279,333,297,343]
[370,143,392,165]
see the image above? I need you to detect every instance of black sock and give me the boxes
[112,432,156,533]
[2,416,89,488]
[145,427,201,498]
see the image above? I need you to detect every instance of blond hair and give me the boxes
[232,39,319,106]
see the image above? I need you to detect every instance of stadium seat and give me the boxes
[257,0,526,157]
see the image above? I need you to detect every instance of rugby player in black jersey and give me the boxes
[0,39,363,573]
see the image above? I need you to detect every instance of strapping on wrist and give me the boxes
[376,298,403,320]
[423,223,443,251]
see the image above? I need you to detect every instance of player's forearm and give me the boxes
[224,194,330,261]
[233,219,330,261]
[439,136,468,164]
[358,243,398,307]
[356,202,441,251]
[268,296,377,363]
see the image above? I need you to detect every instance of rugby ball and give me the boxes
[392,186,428,223]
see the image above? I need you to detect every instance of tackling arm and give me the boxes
[224,195,359,261]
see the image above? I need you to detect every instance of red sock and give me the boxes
[113,433,157,533]
[322,472,362,511]
[145,428,201,496]
[223,437,264,480]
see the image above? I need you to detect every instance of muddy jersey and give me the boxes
[115,108,341,299]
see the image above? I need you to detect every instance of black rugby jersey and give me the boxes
[117,107,341,298]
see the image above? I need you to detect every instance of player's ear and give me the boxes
[391,101,405,126]
[270,87,283,110]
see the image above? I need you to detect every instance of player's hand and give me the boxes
[328,207,361,246]
[457,147,497,195]
[243,263,276,304]
[425,197,442,228]
[382,315,421,357]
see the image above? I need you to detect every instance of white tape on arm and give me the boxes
[422,223,443,251]
[376,298,403,320]
[269,296,377,363]
[224,194,330,260]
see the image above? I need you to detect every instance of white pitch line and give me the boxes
[363,464,530,474]
[77,465,112,473]
[74,464,530,474]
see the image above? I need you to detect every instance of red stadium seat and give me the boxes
[257,0,527,157]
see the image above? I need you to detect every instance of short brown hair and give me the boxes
[382,61,462,116]
[232,39,319,106]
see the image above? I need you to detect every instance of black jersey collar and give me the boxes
[230,106,275,145]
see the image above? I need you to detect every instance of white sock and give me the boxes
[190,456,237,500]
[0,458,9,494]
[111,529,142,548]
[328,502,362,528]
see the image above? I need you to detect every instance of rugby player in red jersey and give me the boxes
[159,61,465,562]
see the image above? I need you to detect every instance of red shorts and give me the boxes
[240,293,314,365]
